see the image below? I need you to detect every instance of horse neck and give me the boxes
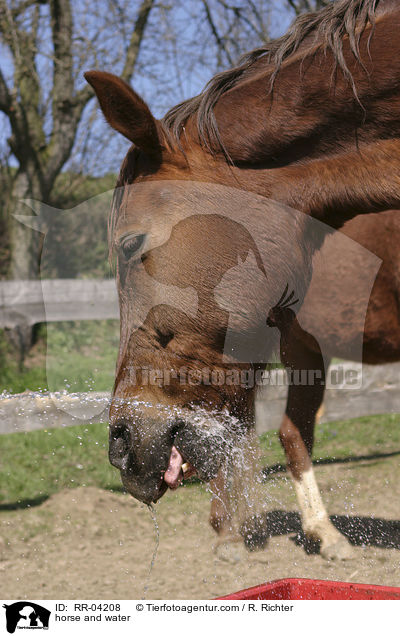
[182,136,400,234]
[198,5,400,228]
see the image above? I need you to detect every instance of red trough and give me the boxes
[219,578,400,600]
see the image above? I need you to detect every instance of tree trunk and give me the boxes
[8,171,44,280]
[6,170,45,366]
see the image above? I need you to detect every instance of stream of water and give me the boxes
[142,503,160,599]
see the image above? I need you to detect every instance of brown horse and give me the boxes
[85,0,400,560]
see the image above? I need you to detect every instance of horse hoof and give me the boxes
[320,537,355,561]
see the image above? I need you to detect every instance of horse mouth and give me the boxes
[117,439,200,504]
[112,408,239,504]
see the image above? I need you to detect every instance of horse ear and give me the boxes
[84,71,161,155]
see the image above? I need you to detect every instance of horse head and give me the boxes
[84,71,320,503]
[85,0,400,504]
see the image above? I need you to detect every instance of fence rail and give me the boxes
[0,280,399,434]
[1,362,399,435]
[0,279,119,328]
[256,361,400,433]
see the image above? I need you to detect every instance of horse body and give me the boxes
[264,210,400,559]
[85,0,400,559]
[301,210,400,363]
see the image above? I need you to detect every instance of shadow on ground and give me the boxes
[0,485,126,511]
[243,509,400,554]
[0,495,49,511]
[262,449,400,477]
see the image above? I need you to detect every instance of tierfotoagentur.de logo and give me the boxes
[3,603,51,633]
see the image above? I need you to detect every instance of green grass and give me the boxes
[45,320,119,393]
[0,422,120,505]
[0,320,119,395]
[1,413,399,506]
[0,365,48,395]
[259,412,400,467]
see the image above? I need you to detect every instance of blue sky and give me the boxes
[0,0,295,177]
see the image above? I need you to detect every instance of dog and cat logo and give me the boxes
[2,603,50,633]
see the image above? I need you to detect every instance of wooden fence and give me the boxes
[0,279,119,328]
[0,280,398,435]
[1,362,399,435]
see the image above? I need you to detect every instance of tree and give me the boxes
[0,0,311,361]
[0,0,155,282]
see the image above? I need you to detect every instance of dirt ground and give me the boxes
[1,453,400,600]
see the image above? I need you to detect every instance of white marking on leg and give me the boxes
[292,466,332,539]
[291,466,354,559]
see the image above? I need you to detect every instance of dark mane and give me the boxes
[162,0,378,151]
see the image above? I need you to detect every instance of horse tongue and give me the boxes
[164,445,184,489]
[164,446,196,489]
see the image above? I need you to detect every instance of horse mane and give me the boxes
[110,0,380,250]
[162,0,379,152]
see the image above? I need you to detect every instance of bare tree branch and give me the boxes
[121,0,155,82]
[286,0,331,14]
[42,0,82,186]
[72,0,155,129]
[247,0,271,41]
[202,0,235,67]
[2,0,46,20]
[0,0,22,58]
[50,0,74,101]
[287,0,303,15]
[0,68,10,112]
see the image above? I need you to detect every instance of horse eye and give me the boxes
[120,234,146,260]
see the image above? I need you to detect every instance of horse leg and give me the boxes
[209,468,233,536]
[209,463,245,562]
[281,357,354,560]
[210,428,269,560]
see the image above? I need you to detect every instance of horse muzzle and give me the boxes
[108,413,232,504]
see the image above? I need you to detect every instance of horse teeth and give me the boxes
[181,462,189,474]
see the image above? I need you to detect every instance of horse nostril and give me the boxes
[109,423,131,469]
[155,328,174,348]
